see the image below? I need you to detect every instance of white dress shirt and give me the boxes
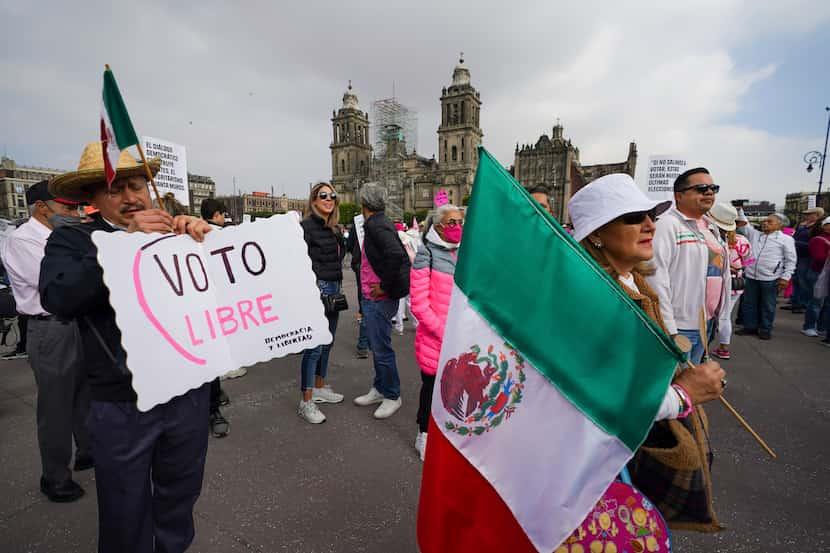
[0,217,52,316]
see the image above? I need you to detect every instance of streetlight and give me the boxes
[804,106,830,196]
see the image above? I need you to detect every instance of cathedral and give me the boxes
[330,55,482,217]
[330,55,636,223]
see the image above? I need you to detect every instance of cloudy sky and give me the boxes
[2,0,829,207]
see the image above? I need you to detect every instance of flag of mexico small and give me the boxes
[416,147,685,552]
[100,65,140,186]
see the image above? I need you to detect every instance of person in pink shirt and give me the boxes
[708,203,754,360]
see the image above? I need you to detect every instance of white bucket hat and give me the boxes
[707,202,738,232]
[567,173,672,242]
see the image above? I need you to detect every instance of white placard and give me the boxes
[646,155,687,203]
[808,195,817,209]
[242,214,252,224]
[353,214,365,247]
[142,136,189,207]
[92,214,331,411]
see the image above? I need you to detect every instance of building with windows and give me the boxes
[215,192,306,223]
[512,123,638,222]
[0,156,65,220]
[785,192,828,224]
[331,54,482,217]
[187,173,216,215]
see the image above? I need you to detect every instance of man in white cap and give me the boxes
[646,167,731,364]
[734,210,796,339]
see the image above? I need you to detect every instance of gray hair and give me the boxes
[359,182,387,212]
[432,203,461,226]
[771,212,790,227]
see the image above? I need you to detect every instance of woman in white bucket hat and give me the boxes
[707,203,754,360]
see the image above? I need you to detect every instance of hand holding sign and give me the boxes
[93,214,331,411]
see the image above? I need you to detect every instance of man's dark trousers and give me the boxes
[87,383,210,553]
[27,317,90,484]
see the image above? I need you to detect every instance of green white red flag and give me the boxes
[100,66,140,186]
[416,147,684,552]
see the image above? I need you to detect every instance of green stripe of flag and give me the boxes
[102,69,139,149]
[455,147,684,451]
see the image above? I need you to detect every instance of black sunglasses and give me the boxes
[681,184,720,194]
[618,208,659,225]
[317,191,337,200]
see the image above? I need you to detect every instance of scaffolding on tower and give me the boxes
[371,97,418,158]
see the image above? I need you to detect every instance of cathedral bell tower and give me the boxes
[331,81,372,204]
[437,53,483,200]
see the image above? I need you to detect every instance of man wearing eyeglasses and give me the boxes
[647,167,732,364]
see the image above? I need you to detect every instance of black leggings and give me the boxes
[416,372,436,433]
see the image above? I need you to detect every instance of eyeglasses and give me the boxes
[317,191,337,200]
[680,184,720,194]
[442,218,464,227]
[618,208,659,225]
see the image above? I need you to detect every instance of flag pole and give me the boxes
[694,310,777,459]
[135,141,166,211]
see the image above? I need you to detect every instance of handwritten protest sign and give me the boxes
[92,214,331,411]
[142,136,189,207]
[434,189,449,207]
[353,214,365,247]
[646,155,687,204]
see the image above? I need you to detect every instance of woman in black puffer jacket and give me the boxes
[297,182,346,424]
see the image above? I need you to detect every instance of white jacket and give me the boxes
[740,222,797,282]
[646,208,732,335]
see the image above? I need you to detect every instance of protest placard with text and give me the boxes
[92,214,331,411]
[142,136,189,207]
[646,155,687,204]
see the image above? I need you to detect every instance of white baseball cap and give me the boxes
[567,173,672,242]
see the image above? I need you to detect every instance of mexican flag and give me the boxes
[417,147,684,552]
[100,66,140,186]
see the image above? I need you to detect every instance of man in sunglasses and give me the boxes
[647,167,732,364]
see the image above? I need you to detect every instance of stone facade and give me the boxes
[513,123,637,222]
[0,156,65,220]
[785,192,829,224]
[330,55,482,218]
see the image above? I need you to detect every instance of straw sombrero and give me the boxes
[49,141,161,202]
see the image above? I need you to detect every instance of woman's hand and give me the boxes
[674,360,726,405]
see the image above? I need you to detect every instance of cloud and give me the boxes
[1,0,829,206]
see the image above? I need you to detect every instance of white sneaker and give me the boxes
[801,328,819,337]
[312,385,344,404]
[373,397,402,419]
[221,366,248,380]
[415,431,428,461]
[298,400,326,424]
[353,387,384,406]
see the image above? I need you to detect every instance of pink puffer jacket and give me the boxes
[410,239,457,375]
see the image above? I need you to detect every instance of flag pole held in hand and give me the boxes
[673,318,777,459]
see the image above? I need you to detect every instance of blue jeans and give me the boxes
[363,297,400,400]
[677,318,716,365]
[300,280,341,391]
[741,278,779,333]
[793,260,811,309]
[803,269,829,331]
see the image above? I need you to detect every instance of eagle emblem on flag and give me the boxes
[440,343,526,436]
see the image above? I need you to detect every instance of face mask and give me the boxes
[442,225,463,243]
[48,214,83,228]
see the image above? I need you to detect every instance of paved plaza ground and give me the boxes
[1,272,829,552]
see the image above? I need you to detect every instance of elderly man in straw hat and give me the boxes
[39,142,212,553]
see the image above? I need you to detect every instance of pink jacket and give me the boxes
[410,239,457,375]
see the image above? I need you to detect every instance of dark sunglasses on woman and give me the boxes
[618,208,659,225]
[317,191,337,200]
